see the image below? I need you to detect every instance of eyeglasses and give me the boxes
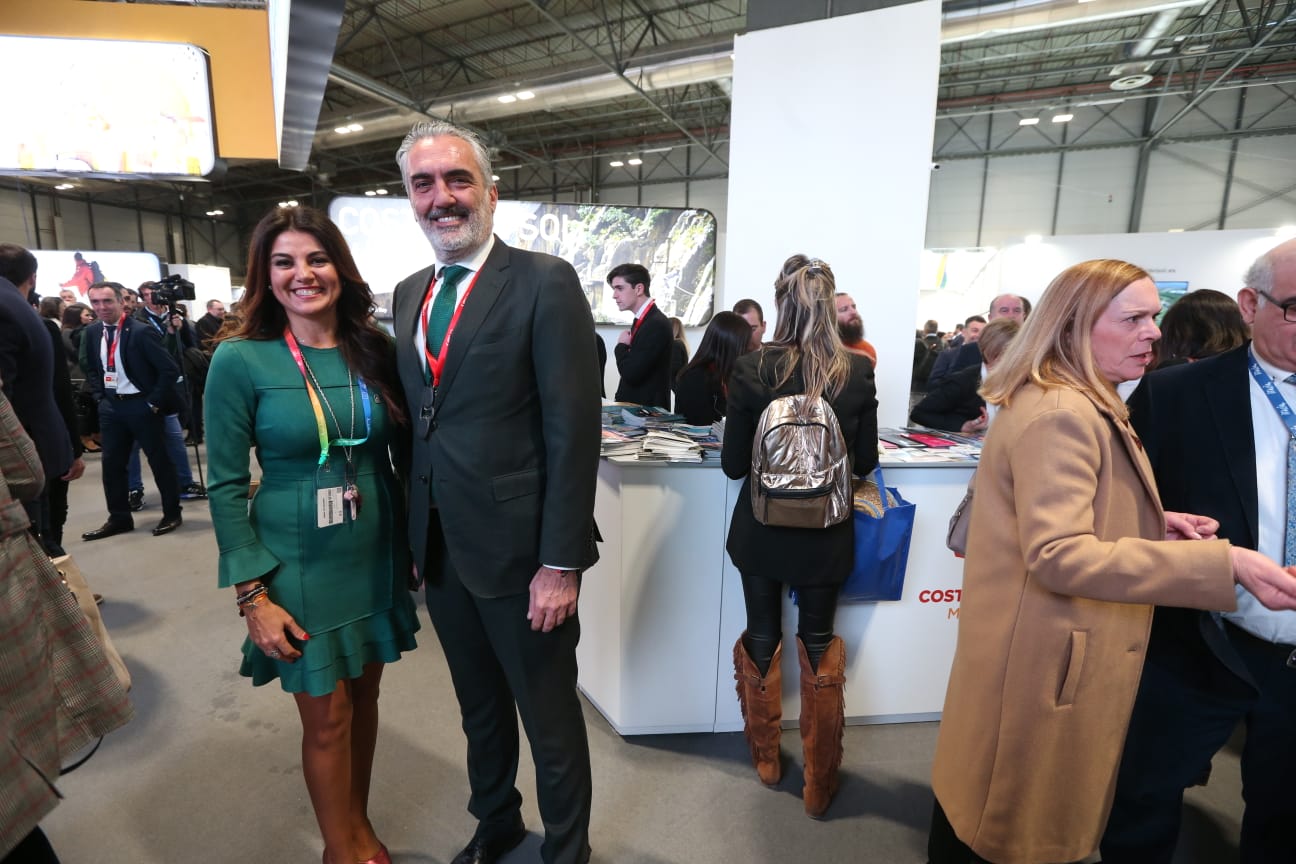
[1256,290,1296,323]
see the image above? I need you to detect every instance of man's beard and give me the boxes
[838,318,863,344]
[418,202,492,262]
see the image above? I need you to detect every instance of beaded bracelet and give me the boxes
[236,584,269,616]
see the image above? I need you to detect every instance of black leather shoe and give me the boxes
[152,515,183,536]
[450,816,527,864]
[82,520,134,541]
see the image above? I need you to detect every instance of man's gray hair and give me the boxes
[1244,252,1275,297]
[395,120,494,191]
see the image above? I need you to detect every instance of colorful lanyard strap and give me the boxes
[283,328,372,466]
[631,299,655,339]
[419,267,481,386]
[104,314,126,372]
[1248,348,1296,439]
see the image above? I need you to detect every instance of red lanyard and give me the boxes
[420,268,481,386]
[631,299,655,340]
[104,314,126,371]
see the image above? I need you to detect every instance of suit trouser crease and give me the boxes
[100,399,181,520]
[424,513,592,864]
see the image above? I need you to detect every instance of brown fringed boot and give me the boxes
[733,635,783,786]
[798,635,845,819]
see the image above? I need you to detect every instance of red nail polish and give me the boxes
[302,633,311,640]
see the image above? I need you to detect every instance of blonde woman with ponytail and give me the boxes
[720,255,879,818]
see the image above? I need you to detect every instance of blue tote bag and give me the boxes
[841,466,916,602]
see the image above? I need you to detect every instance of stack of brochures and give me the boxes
[641,429,704,462]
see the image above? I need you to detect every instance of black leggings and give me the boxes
[3,828,59,864]
[740,570,839,676]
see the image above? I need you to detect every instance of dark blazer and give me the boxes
[1127,343,1259,686]
[0,279,73,478]
[928,341,981,388]
[80,315,180,412]
[722,348,879,586]
[672,363,725,426]
[41,318,82,459]
[910,363,984,431]
[393,238,601,597]
[195,312,223,351]
[613,302,672,408]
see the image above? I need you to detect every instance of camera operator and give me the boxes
[128,279,206,505]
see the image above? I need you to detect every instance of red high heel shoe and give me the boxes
[361,843,391,864]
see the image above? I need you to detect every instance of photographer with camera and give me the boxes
[126,278,206,507]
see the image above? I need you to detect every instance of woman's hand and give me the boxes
[1230,547,1296,611]
[244,601,309,662]
[1165,511,1219,541]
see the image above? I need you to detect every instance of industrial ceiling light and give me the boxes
[628,157,643,166]
[491,174,500,181]
[278,200,298,208]
[374,188,387,195]
[609,160,625,167]
[1111,74,1154,90]
[1019,117,1040,126]
[346,122,363,132]
[205,209,224,216]
[1052,113,1074,123]
[54,182,76,190]
[498,94,517,104]
[364,190,375,196]
[335,126,352,134]
[516,91,535,100]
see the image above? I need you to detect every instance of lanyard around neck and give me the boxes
[283,328,372,466]
[631,299,655,338]
[419,267,481,386]
[1248,348,1296,439]
[104,314,126,371]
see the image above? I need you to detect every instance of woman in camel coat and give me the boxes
[927,259,1296,864]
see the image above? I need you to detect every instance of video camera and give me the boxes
[152,272,197,310]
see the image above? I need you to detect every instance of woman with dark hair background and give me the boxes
[205,205,418,864]
[1154,288,1249,368]
[672,310,752,425]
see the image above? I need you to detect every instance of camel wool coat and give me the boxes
[931,384,1237,864]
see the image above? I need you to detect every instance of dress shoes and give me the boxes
[152,515,183,536]
[450,816,527,864]
[82,520,134,541]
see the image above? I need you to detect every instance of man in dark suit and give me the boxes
[391,120,600,864]
[927,296,1026,387]
[609,262,672,407]
[194,298,225,351]
[1101,238,1296,863]
[0,250,78,551]
[80,281,183,539]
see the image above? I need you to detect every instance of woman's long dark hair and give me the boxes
[222,206,406,424]
[1155,288,1249,367]
[677,311,751,385]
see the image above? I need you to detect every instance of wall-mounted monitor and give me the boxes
[330,196,717,325]
[31,250,163,303]
[0,36,215,179]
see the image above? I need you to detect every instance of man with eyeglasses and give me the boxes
[1102,237,1296,864]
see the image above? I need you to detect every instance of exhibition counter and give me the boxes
[575,456,974,736]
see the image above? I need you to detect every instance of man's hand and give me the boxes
[616,329,633,346]
[528,565,579,632]
[959,407,988,435]
[1230,547,1296,611]
[61,457,85,482]
[1165,511,1219,541]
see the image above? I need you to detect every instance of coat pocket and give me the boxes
[1056,630,1087,707]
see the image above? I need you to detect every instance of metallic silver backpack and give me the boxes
[750,393,851,529]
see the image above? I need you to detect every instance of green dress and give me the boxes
[206,337,418,697]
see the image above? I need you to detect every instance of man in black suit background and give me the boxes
[927,294,1027,387]
[391,120,600,864]
[609,263,672,408]
[1101,238,1296,863]
[80,281,183,539]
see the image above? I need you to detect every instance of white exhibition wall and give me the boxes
[723,0,943,428]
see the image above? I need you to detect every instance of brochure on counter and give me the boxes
[878,427,982,463]
[600,403,722,464]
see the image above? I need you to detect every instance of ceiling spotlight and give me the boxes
[278,200,298,208]
[205,209,224,216]
[1052,113,1074,123]
[628,157,643,166]
[498,94,517,104]
[1111,74,1154,90]
[609,160,625,168]
[516,91,535,100]
[491,174,500,181]
[1019,117,1040,126]
[54,183,76,190]
[347,122,363,132]
[364,190,376,197]
[335,126,351,135]
[1168,228,1185,233]
[375,188,388,195]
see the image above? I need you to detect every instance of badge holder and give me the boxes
[315,460,346,529]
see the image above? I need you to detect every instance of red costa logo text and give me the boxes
[918,589,963,603]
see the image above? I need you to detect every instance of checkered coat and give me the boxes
[0,390,133,856]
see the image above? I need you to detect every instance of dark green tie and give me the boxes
[427,265,470,355]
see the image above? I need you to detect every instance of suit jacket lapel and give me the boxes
[1204,345,1259,546]
[433,238,510,408]
[400,264,437,350]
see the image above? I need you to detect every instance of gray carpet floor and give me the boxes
[40,449,1246,863]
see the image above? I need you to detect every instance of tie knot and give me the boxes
[439,265,469,286]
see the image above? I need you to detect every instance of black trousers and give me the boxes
[99,395,180,521]
[1101,620,1296,864]
[3,827,59,864]
[928,799,995,864]
[423,512,592,864]
[740,570,839,675]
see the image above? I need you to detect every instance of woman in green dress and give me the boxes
[206,205,418,864]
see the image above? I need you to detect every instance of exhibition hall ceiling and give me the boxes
[21,0,1296,218]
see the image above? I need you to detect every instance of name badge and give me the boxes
[317,486,345,528]
[103,372,117,387]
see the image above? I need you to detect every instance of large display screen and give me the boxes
[31,250,163,303]
[0,36,215,179]
[330,196,717,325]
